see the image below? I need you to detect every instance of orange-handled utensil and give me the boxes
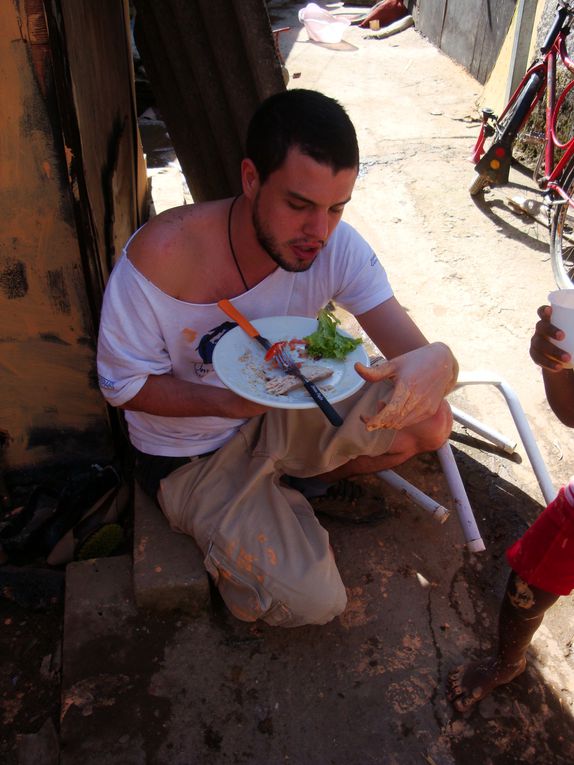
[217,299,343,427]
[218,299,273,353]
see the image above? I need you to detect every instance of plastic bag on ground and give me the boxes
[298,3,351,43]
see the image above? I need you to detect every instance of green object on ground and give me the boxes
[77,524,124,560]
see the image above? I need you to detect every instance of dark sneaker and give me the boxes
[310,476,390,525]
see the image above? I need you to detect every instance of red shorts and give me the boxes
[506,485,574,596]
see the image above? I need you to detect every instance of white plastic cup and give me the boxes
[548,289,574,367]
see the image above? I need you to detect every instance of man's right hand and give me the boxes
[530,305,572,372]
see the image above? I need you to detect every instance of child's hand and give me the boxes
[530,305,571,371]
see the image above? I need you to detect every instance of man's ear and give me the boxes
[241,158,260,200]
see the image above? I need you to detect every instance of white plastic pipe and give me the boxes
[377,469,450,523]
[453,373,557,504]
[451,404,517,454]
[436,443,486,552]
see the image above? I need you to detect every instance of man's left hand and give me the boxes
[355,342,458,430]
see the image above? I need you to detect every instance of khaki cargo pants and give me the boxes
[158,380,395,628]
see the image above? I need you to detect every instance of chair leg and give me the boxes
[436,443,485,552]
[453,375,557,504]
[376,373,554,555]
[378,445,485,552]
[377,469,450,523]
[451,404,517,454]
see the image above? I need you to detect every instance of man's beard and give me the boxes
[252,194,319,273]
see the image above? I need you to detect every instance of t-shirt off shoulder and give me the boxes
[97,220,393,456]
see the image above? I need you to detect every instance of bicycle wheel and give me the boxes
[550,162,574,288]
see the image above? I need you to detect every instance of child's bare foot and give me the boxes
[447,656,527,711]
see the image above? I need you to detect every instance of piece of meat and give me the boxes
[265,364,333,395]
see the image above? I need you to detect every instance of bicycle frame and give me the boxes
[470,61,544,166]
[545,35,574,200]
[471,2,574,201]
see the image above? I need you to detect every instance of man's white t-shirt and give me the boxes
[97,220,393,456]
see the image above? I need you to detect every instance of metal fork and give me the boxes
[273,344,343,427]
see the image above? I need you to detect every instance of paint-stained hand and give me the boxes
[355,342,458,430]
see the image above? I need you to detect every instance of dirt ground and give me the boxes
[3,2,574,763]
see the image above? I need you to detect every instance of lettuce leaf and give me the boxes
[304,308,362,359]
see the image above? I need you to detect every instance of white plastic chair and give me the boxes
[377,372,557,552]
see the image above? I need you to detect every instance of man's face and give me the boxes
[249,147,358,273]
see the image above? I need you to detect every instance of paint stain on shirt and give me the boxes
[182,328,197,343]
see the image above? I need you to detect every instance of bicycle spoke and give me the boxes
[561,214,574,246]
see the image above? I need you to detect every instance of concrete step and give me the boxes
[17,718,59,765]
[132,482,210,616]
[59,486,210,761]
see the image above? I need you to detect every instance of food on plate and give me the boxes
[265,363,333,396]
[264,339,305,364]
[304,307,362,359]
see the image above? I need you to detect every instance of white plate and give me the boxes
[212,315,369,409]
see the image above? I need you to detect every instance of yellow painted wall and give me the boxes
[478,1,546,114]
[0,1,145,477]
[0,2,111,471]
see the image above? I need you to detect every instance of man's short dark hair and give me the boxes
[245,89,359,184]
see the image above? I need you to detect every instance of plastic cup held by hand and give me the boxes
[548,289,574,368]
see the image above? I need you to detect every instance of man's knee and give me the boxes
[277,572,348,627]
[434,399,453,444]
[416,399,452,453]
[222,577,347,628]
[207,545,347,628]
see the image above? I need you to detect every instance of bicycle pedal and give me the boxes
[522,131,545,145]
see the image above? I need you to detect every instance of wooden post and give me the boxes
[506,0,539,102]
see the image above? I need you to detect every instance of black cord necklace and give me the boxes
[227,195,249,291]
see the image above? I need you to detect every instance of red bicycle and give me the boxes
[469,0,574,288]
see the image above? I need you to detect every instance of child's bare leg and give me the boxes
[447,571,559,712]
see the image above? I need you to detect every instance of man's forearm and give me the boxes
[119,374,267,419]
